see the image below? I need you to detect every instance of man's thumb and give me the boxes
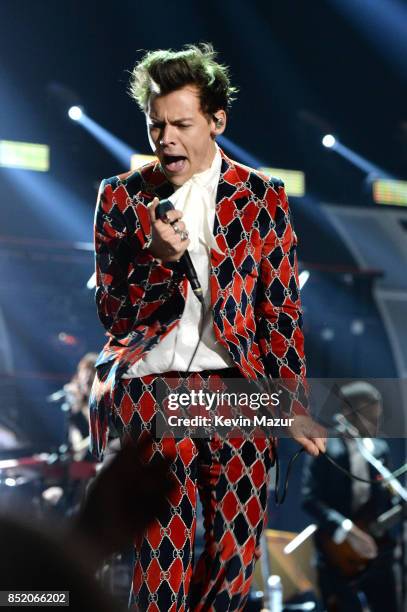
[147,197,159,221]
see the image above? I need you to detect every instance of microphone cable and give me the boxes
[272,438,407,506]
[184,300,206,373]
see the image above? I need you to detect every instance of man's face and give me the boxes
[345,400,382,437]
[146,84,226,186]
[77,364,94,395]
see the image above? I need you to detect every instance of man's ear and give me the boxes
[210,110,227,137]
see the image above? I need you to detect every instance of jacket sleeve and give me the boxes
[254,180,308,415]
[301,453,347,536]
[94,178,185,341]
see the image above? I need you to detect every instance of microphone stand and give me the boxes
[337,415,407,609]
[335,414,407,500]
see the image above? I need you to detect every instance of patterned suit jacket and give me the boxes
[89,148,307,458]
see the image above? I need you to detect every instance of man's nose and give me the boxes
[159,124,176,146]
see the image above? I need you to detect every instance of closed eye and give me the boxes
[149,122,192,129]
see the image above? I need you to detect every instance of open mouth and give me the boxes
[162,154,187,173]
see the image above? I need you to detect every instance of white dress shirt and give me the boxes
[123,145,234,378]
[332,438,372,544]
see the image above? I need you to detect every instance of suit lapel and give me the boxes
[211,151,252,263]
[128,161,174,238]
[139,160,174,201]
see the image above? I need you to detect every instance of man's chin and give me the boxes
[162,168,192,187]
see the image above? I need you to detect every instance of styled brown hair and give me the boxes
[128,43,238,116]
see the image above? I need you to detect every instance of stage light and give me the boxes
[217,135,262,168]
[299,270,310,289]
[259,167,305,197]
[68,105,83,121]
[323,137,392,178]
[372,178,407,206]
[58,332,79,345]
[86,272,96,290]
[0,140,49,172]
[350,319,365,336]
[321,328,335,341]
[2,171,91,241]
[131,153,156,170]
[75,113,134,166]
[322,134,336,148]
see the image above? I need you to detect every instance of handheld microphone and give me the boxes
[156,199,204,304]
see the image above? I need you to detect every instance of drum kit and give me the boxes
[0,423,97,517]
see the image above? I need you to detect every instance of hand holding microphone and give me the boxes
[147,197,190,263]
[147,197,204,303]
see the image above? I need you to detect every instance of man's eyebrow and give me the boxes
[148,116,193,123]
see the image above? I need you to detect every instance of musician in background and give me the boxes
[42,353,98,511]
[64,352,98,459]
[302,381,400,611]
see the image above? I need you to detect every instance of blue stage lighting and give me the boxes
[336,142,392,177]
[68,106,83,121]
[322,135,393,178]
[322,134,336,148]
[76,114,134,167]
[328,0,407,76]
[217,135,263,168]
[1,168,92,242]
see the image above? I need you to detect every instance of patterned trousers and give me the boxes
[110,368,274,612]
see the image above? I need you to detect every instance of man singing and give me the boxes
[90,44,325,611]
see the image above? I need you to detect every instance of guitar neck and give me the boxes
[369,503,406,538]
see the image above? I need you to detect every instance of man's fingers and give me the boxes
[289,415,327,455]
[295,436,320,457]
[302,420,327,454]
[313,437,327,454]
[146,198,188,262]
[162,210,183,224]
[147,198,183,226]
[175,237,191,250]
[171,220,187,233]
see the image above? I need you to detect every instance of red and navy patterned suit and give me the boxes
[90,148,306,611]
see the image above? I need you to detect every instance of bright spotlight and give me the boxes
[68,105,83,121]
[322,134,336,148]
[86,272,96,290]
[299,270,310,289]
